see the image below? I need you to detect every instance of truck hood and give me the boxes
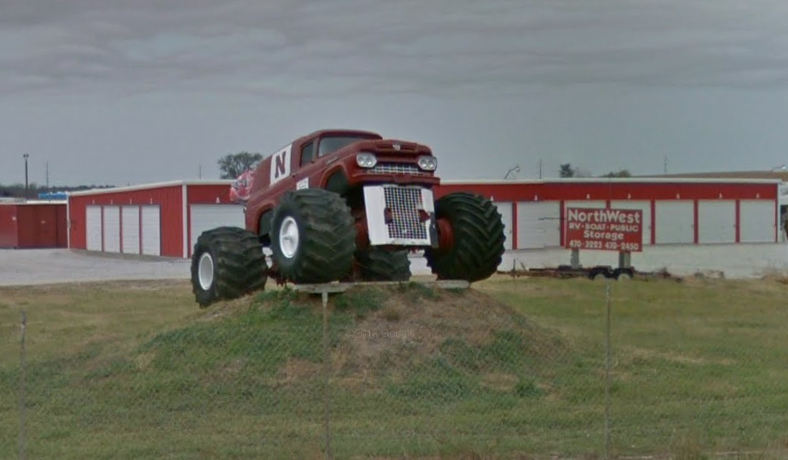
[344,139,432,156]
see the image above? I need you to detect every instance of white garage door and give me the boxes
[122,206,141,254]
[655,201,694,244]
[739,200,776,243]
[517,202,561,249]
[141,205,161,256]
[492,201,513,250]
[610,200,652,246]
[698,200,736,244]
[86,206,103,251]
[189,204,245,256]
[103,206,121,253]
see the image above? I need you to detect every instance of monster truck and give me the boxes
[191,129,506,307]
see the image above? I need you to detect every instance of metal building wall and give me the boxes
[0,205,18,248]
[69,184,184,257]
[55,204,68,248]
[436,180,780,249]
[0,204,67,249]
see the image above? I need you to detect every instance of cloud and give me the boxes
[1,0,787,97]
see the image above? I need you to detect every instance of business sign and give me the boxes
[565,207,643,252]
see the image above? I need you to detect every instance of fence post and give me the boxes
[322,291,334,460]
[19,310,27,460]
[604,281,612,460]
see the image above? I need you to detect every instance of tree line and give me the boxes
[559,163,632,178]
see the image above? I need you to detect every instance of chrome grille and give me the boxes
[369,163,427,176]
[384,187,427,240]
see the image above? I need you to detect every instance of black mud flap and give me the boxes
[428,211,440,248]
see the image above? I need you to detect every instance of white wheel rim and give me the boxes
[279,216,300,259]
[198,253,215,291]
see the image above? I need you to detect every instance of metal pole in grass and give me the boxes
[322,290,334,460]
[604,280,612,460]
[19,310,27,460]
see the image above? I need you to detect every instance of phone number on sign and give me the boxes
[568,240,641,251]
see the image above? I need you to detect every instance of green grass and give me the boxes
[0,276,787,459]
[482,275,788,458]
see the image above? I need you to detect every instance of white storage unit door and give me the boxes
[517,202,561,249]
[103,206,121,253]
[141,205,161,256]
[610,200,652,246]
[122,206,141,254]
[740,200,776,243]
[86,206,103,251]
[655,201,694,244]
[492,201,513,250]
[698,200,736,244]
[189,204,245,256]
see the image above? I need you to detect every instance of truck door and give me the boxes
[292,140,317,190]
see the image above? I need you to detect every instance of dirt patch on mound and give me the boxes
[320,284,569,382]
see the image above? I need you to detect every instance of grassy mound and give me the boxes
[127,282,569,400]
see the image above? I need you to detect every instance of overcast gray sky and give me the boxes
[2,0,788,187]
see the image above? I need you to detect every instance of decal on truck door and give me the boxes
[270,144,292,185]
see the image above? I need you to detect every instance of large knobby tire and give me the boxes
[424,192,506,283]
[270,189,356,284]
[355,247,411,282]
[190,226,268,308]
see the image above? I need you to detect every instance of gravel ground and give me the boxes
[3,243,788,287]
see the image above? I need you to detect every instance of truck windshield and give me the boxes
[318,136,373,157]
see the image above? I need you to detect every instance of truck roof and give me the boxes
[294,129,383,143]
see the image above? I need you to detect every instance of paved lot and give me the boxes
[3,243,788,287]
[0,249,190,287]
[414,243,788,278]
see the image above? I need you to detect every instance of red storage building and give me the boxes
[0,202,68,249]
[67,177,782,258]
[437,178,782,250]
[68,181,244,258]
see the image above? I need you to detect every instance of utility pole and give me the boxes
[663,155,668,174]
[22,153,29,198]
[46,162,49,189]
[538,159,543,179]
[199,164,202,179]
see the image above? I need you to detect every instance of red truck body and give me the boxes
[244,129,440,246]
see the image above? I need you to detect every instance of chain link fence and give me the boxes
[4,279,787,459]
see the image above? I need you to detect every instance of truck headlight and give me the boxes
[417,155,437,171]
[356,153,377,168]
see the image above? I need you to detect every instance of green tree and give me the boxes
[602,169,632,178]
[559,163,575,178]
[218,152,263,179]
